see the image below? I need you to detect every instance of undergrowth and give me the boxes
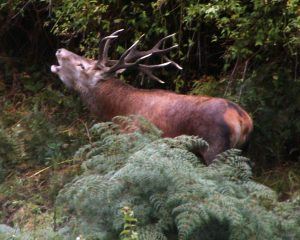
[0,115,299,239]
[53,116,299,239]
[0,79,91,238]
[0,84,90,167]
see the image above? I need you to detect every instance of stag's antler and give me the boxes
[95,30,182,83]
[97,29,124,68]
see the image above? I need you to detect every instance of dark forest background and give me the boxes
[0,0,300,238]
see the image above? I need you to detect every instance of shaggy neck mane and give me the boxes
[80,78,137,121]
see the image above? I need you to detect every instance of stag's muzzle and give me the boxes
[50,65,60,73]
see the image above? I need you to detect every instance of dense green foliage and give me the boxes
[0,88,88,167]
[53,116,299,239]
[1,0,299,164]
[0,127,16,181]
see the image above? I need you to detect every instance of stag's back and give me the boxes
[88,78,253,164]
[133,88,252,151]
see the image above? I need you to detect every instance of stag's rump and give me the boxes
[135,92,252,162]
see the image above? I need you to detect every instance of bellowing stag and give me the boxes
[51,29,253,164]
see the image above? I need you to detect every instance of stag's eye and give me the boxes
[78,63,85,70]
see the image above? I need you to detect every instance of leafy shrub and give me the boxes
[0,126,16,181]
[0,85,89,167]
[56,116,300,239]
[0,110,80,166]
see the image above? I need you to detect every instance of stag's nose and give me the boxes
[56,49,63,56]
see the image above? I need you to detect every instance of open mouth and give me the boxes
[51,62,61,74]
[51,49,64,73]
[51,64,61,73]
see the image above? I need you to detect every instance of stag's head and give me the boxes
[51,49,97,90]
[51,29,182,92]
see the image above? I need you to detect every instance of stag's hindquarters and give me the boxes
[135,92,253,164]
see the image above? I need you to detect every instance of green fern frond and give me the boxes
[55,116,300,240]
[137,225,167,240]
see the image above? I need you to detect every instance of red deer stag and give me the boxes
[51,29,253,164]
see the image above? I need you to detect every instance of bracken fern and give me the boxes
[56,116,300,240]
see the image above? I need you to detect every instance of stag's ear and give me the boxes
[89,70,111,86]
[92,63,102,70]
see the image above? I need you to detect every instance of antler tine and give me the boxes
[124,33,178,62]
[137,61,181,84]
[97,29,124,67]
[138,66,166,84]
[153,33,176,50]
[127,33,181,83]
[163,56,183,70]
[102,29,124,61]
[105,35,153,74]
[150,33,179,56]
[139,62,172,69]
[98,36,118,65]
